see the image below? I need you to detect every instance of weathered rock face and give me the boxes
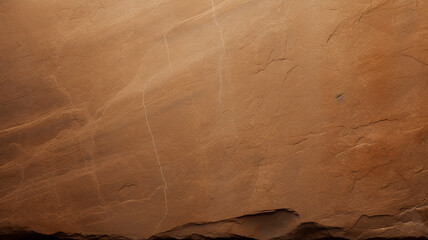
[0,0,427,239]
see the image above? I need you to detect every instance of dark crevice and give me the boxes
[0,231,65,240]
[271,222,345,240]
[366,238,428,240]
[1,230,428,240]
[152,208,298,236]
[150,235,255,240]
[0,229,130,240]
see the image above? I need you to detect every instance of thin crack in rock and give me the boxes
[142,77,169,235]
[211,0,225,104]
[163,33,171,68]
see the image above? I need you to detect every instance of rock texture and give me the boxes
[1,0,428,239]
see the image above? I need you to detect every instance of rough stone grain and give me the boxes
[0,0,427,239]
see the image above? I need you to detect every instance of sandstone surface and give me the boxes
[0,0,428,239]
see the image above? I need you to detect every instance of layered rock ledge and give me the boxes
[0,0,427,239]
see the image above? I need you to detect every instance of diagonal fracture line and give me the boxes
[142,79,169,234]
